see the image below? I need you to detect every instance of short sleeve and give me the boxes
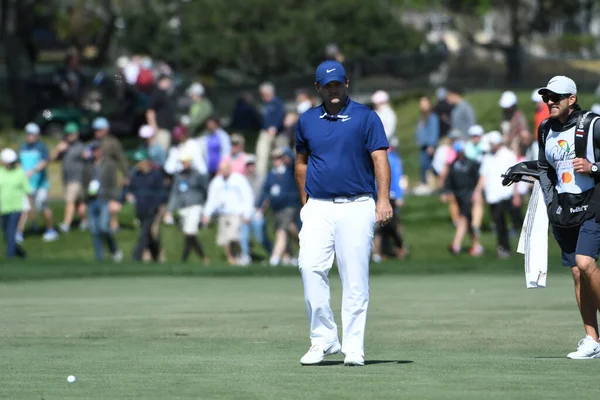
[147,90,161,110]
[295,118,308,154]
[365,111,389,153]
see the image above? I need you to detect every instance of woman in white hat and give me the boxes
[0,148,32,258]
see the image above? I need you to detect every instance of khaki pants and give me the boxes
[154,129,171,152]
[255,130,290,177]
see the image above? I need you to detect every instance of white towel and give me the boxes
[517,181,548,288]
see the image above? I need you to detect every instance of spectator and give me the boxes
[164,125,208,176]
[124,55,142,86]
[295,89,313,115]
[51,122,87,233]
[464,125,485,163]
[443,140,483,256]
[256,82,286,177]
[84,141,123,262]
[17,123,58,242]
[239,155,273,264]
[224,133,248,175]
[138,124,167,167]
[415,95,440,192]
[531,89,550,139]
[499,90,528,154]
[436,129,462,229]
[169,152,210,264]
[257,148,301,266]
[146,74,176,152]
[229,91,262,134]
[136,56,154,94]
[199,116,231,180]
[53,50,84,107]
[446,87,476,138]
[203,160,254,265]
[473,131,521,258]
[433,87,453,139]
[372,90,397,141]
[92,117,128,232]
[372,138,406,262]
[280,112,299,150]
[126,150,167,263]
[186,82,214,135]
[0,148,31,258]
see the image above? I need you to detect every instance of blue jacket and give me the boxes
[257,166,300,211]
[388,150,404,201]
[126,168,166,217]
[415,113,440,148]
[262,96,285,132]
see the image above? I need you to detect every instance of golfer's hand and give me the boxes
[376,199,393,226]
[573,158,592,174]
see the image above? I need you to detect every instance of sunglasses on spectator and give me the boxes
[542,93,570,103]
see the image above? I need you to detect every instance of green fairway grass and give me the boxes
[0,274,592,400]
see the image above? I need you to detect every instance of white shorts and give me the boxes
[179,205,203,235]
[23,189,48,212]
[217,214,242,246]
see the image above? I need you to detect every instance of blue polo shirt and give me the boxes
[296,98,389,199]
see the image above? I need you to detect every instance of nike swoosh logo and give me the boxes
[326,68,336,73]
[341,117,351,122]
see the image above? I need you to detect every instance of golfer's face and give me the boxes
[319,80,347,105]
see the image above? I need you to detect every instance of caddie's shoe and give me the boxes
[300,342,341,365]
[344,353,365,366]
[567,336,600,359]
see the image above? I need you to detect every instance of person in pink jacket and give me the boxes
[223,133,248,175]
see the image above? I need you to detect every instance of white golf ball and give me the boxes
[67,375,76,383]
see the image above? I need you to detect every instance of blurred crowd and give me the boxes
[2,51,581,263]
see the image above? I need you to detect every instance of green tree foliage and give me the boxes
[117,0,425,77]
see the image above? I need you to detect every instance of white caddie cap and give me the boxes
[187,82,205,96]
[25,122,40,135]
[138,124,155,139]
[531,89,543,103]
[0,148,17,163]
[371,90,390,105]
[468,125,484,137]
[486,130,504,145]
[538,76,577,95]
[499,91,518,108]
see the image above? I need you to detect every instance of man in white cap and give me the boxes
[473,131,520,258]
[17,122,59,242]
[139,124,166,167]
[371,90,397,141]
[499,90,528,154]
[465,124,485,163]
[186,82,214,135]
[537,75,600,359]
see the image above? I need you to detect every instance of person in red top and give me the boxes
[531,88,550,139]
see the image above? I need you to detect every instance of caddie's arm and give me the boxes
[537,122,554,207]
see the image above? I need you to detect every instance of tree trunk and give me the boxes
[506,0,522,84]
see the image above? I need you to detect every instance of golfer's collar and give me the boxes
[319,98,352,119]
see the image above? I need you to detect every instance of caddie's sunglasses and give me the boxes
[542,93,570,103]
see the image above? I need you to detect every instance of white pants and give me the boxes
[298,196,376,357]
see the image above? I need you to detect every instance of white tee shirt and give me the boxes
[544,120,598,194]
[479,146,517,204]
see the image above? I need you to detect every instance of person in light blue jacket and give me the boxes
[372,139,407,262]
[415,96,440,186]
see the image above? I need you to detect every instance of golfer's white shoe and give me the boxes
[300,342,341,365]
[567,336,600,359]
[343,353,365,366]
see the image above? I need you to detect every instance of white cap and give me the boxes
[116,56,129,69]
[245,154,257,164]
[371,90,390,105]
[179,151,193,162]
[138,124,155,139]
[499,91,517,108]
[187,82,205,96]
[468,125,484,137]
[538,75,577,95]
[591,104,600,115]
[25,122,40,135]
[531,89,543,103]
[0,148,17,163]
[486,130,503,145]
